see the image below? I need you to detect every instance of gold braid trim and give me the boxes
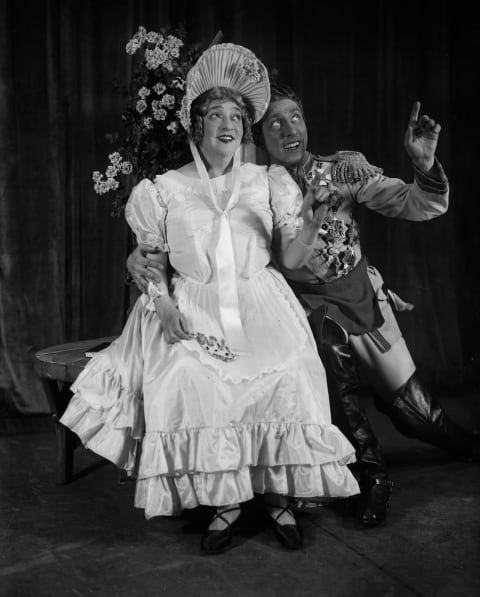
[329,151,383,184]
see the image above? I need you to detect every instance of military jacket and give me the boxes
[284,150,449,281]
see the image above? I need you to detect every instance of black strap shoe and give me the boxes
[200,506,241,554]
[266,503,303,549]
[358,478,394,526]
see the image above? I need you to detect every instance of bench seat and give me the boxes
[34,337,116,483]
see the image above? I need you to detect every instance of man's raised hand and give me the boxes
[404,100,441,172]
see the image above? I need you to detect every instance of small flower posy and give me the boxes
[240,57,262,82]
[93,25,201,215]
[92,153,133,195]
[188,332,237,362]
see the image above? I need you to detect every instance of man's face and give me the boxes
[261,98,308,168]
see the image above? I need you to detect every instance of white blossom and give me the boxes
[126,38,141,55]
[153,108,167,121]
[145,46,168,70]
[138,86,151,99]
[106,165,118,178]
[161,93,175,109]
[120,161,133,175]
[136,99,147,114]
[125,26,147,55]
[146,31,163,44]
[107,177,120,191]
[108,152,122,166]
[153,82,167,95]
[165,35,183,58]
[172,78,185,90]
[94,180,110,195]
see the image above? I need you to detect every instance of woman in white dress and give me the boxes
[60,43,359,554]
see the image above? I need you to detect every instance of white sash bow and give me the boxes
[189,141,249,354]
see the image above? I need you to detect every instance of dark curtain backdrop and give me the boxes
[1,0,479,419]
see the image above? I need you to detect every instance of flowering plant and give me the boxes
[93,25,202,215]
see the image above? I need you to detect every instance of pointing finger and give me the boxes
[409,101,421,126]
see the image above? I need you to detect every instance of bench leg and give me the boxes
[41,379,78,484]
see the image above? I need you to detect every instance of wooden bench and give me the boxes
[34,336,116,484]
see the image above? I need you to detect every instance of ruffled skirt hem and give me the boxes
[61,393,360,518]
[139,422,356,476]
[59,393,143,474]
[135,463,360,518]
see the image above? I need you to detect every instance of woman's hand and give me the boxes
[301,184,330,230]
[298,180,336,245]
[154,296,190,344]
[126,245,165,294]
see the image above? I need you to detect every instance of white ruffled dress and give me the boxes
[60,162,360,518]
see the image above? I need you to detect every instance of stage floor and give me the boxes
[1,394,479,597]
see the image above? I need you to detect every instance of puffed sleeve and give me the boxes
[267,164,303,235]
[124,177,169,251]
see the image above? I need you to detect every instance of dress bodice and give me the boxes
[125,162,301,285]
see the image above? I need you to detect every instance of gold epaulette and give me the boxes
[315,151,383,184]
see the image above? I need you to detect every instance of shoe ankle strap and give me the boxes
[265,503,293,522]
[212,505,241,525]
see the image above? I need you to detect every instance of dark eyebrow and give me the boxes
[206,103,242,113]
[265,107,301,122]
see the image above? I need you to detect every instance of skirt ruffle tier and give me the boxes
[62,369,359,518]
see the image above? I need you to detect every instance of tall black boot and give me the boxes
[309,310,393,525]
[374,373,480,462]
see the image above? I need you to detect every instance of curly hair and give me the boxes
[190,87,255,144]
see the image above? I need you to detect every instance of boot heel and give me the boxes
[358,478,394,526]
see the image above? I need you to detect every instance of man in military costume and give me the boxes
[253,84,479,525]
[127,84,479,526]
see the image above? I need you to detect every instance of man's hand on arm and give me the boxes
[126,244,165,294]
